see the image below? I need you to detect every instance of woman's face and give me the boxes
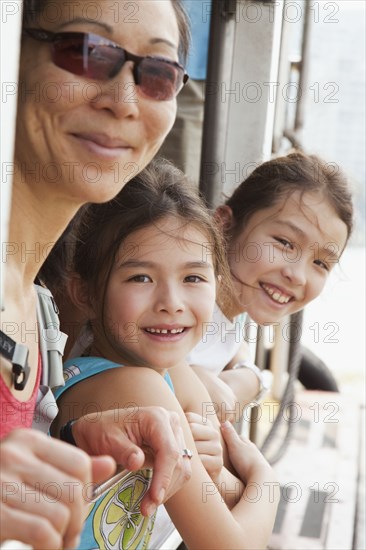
[16,0,180,205]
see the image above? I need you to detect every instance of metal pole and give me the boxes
[1,0,23,311]
[294,0,312,132]
[199,0,237,208]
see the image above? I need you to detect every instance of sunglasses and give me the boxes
[23,29,189,101]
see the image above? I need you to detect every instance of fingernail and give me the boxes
[146,503,157,517]
[157,488,165,504]
[221,421,232,429]
[127,451,140,470]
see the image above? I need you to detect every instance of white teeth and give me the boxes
[145,327,184,334]
[262,284,291,304]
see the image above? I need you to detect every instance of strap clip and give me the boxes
[0,330,30,391]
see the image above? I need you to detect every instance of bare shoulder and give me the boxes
[55,366,183,431]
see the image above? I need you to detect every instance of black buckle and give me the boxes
[0,331,30,391]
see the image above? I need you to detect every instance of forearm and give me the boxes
[223,341,252,370]
[217,422,280,549]
[190,364,215,386]
[213,467,245,510]
[219,369,260,404]
[219,341,269,407]
[231,465,280,549]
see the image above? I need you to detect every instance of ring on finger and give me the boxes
[182,448,193,459]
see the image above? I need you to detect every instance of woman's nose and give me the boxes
[89,63,140,118]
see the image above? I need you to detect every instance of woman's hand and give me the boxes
[0,429,115,550]
[73,406,192,517]
[185,412,223,483]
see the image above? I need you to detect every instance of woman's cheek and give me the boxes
[147,100,177,147]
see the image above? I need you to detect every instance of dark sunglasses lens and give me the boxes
[51,33,184,100]
[53,35,123,80]
[138,59,183,100]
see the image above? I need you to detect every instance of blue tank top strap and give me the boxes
[164,371,174,393]
[53,356,121,400]
[54,356,175,401]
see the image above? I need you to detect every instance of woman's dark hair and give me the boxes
[22,0,190,64]
[73,158,233,316]
[170,1,191,64]
[225,151,354,243]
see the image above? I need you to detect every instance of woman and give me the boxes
[0,2,192,548]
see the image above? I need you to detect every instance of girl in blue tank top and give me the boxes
[53,159,280,550]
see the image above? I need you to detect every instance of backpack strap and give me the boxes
[32,285,68,433]
[35,284,67,389]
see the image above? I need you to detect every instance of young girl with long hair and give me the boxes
[185,151,353,420]
[53,159,279,550]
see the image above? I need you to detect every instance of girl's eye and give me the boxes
[274,237,293,249]
[184,275,205,283]
[128,274,151,283]
[314,259,330,272]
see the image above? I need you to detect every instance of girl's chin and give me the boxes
[246,306,283,326]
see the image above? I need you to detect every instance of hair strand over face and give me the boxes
[225,151,353,244]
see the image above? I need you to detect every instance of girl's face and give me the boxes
[222,191,348,325]
[16,0,179,205]
[93,216,217,372]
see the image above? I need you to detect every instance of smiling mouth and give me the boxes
[145,327,185,335]
[260,283,293,304]
[72,133,131,149]
[71,133,133,158]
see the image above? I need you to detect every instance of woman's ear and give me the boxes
[214,205,234,230]
[67,273,95,319]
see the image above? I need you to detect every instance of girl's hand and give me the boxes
[185,412,224,483]
[220,421,273,484]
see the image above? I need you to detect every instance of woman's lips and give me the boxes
[71,133,133,159]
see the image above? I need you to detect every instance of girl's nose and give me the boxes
[281,262,307,286]
[153,283,185,314]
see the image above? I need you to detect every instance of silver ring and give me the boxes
[182,448,193,459]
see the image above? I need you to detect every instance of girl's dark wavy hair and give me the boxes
[225,151,354,244]
[72,158,233,318]
[22,0,190,64]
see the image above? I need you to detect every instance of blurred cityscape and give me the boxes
[302,0,365,246]
[300,0,365,397]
